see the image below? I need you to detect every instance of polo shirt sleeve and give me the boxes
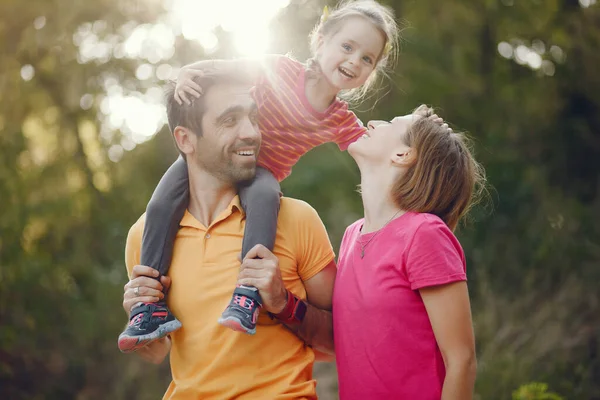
[289,200,336,282]
[124,214,145,279]
[405,217,467,290]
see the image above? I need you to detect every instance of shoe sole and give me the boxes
[218,316,256,335]
[118,319,182,353]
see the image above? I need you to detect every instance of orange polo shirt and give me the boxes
[125,196,335,400]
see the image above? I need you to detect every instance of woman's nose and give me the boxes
[367,120,383,130]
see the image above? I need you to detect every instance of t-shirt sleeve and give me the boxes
[253,54,297,87]
[335,109,367,151]
[405,218,467,290]
[124,215,145,279]
[288,200,336,282]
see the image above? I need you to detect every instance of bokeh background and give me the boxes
[1,0,599,399]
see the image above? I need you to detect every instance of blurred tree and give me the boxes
[0,0,176,398]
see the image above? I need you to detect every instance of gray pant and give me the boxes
[141,156,280,277]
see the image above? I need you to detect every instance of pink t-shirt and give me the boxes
[333,212,467,400]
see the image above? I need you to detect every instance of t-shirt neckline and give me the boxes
[357,211,412,241]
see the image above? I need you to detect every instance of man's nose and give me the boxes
[238,117,260,140]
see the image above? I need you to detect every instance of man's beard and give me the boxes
[197,152,257,184]
[223,160,256,183]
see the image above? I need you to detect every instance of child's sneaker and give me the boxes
[118,302,181,353]
[218,286,262,335]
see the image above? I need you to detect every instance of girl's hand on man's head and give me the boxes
[174,69,206,105]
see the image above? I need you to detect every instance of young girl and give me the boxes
[118,0,399,352]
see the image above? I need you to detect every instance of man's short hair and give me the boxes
[164,72,251,138]
[164,76,210,138]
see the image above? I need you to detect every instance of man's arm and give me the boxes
[122,264,174,364]
[123,219,173,364]
[236,246,336,356]
[280,260,336,357]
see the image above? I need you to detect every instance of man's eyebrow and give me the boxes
[215,103,258,123]
[216,105,243,122]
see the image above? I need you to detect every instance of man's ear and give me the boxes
[391,148,415,167]
[173,126,195,156]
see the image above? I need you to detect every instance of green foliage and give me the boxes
[513,382,564,400]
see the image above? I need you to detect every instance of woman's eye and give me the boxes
[224,117,237,125]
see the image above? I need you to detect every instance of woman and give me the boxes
[333,105,483,399]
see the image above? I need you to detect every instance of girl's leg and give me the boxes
[239,167,280,258]
[218,167,281,335]
[118,156,188,353]
[141,156,190,277]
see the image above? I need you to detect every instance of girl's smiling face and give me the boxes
[315,16,385,91]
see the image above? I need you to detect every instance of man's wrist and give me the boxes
[279,301,334,353]
[271,290,307,325]
[273,289,292,317]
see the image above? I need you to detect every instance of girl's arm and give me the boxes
[174,55,279,105]
[420,281,477,400]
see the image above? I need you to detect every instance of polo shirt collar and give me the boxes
[179,195,243,229]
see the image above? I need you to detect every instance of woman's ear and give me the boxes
[391,149,415,167]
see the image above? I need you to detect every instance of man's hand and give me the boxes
[236,244,288,314]
[121,265,173,364]
[123,265,171,315]
[135,336,172,365]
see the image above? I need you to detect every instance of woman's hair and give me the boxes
[307,0,400,104]
[391,107,487,231]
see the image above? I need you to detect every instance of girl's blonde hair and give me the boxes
[308,0,400,104]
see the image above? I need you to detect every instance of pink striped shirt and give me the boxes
[252,56,366,182]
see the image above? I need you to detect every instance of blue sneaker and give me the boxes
[118,302,181,353]
[218,286,262,335]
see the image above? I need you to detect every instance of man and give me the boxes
[121,73,336,399]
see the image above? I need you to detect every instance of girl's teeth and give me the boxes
[340,68,354,78]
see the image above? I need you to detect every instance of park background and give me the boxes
[1,0,599,398]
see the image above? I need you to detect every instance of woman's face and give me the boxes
[348,113,422,164]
